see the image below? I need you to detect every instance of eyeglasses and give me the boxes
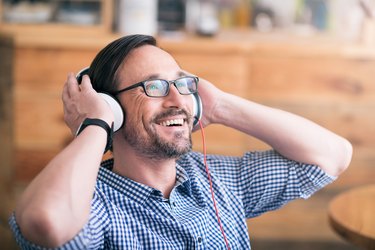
[114,76,199,97]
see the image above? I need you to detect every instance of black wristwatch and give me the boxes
[75,118,114,153]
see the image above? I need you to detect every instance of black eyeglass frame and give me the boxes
[114,76,199,97]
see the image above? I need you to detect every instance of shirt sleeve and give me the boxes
[8,191,107,250]
[239,150,336,218]
[203,150,336,219]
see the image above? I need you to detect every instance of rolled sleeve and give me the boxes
[241,150,336,218]
[8,191,106,250]
[8,213,94,250]
[296,162,337,199]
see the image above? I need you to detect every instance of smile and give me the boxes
[159,118,184,127]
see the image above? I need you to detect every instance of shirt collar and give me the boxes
[175,163,192,196]
[98,159,155,205]
[176,158,207,208]
[98,157,207,207]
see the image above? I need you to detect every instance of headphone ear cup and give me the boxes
[98,93,124,132]
[76,67,125,132]
[192,92,203,127]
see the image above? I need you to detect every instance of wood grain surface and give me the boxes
[329,184,375,250]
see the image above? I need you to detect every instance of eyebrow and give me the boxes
[144,71,189,81]
[177,71,188,77]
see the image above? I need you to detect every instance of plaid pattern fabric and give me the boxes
[10,150,335,249]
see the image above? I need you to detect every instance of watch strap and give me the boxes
[76,118,114,153]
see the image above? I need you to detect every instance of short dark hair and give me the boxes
[88,34,157,94]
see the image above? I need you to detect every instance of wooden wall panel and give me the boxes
[171,52,250,156]
[171,53,249,97]
[192,125,248,156]
[8,38,375,189]
[14,48,96,93]
[0,35,15,228]
[247,56,375,192]
[244,102,375,155]
[13,48,97,149]
[248,57,375,104]
[15,95,70,148]
[13,47,98,180]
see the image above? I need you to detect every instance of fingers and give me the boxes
[62,73,82,135]
[62,78,70,102]
[66,72,80,95]
[80,75,94,92]
[63,72,94,101]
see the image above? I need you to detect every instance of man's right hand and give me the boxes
[62,73,114,135]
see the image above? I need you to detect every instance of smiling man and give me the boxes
[9,35,352,249]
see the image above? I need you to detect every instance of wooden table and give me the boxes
[329,184,375,250]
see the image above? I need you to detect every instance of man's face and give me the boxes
[116,45,194,160]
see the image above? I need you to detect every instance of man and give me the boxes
[9,34,352,249]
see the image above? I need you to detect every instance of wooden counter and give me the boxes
[329,184,375,249]
[2,30,375,189]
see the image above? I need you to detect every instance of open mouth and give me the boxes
[159,118,184,127]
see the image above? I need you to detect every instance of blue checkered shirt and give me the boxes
[10,150,335,249]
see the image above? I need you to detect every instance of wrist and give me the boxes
[75,118,114,153]
[93,112,114,128]
[209,92,232,124]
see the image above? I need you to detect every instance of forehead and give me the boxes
[118,45,181,86]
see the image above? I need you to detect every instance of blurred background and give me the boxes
[1,0,374,249]
[1,0,374,39]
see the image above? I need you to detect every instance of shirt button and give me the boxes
[197,236,203,244]
[172,201,176,207]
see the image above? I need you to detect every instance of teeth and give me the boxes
[160,119,184,127]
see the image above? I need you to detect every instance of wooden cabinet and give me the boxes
[4,32,375,190]
[247,53,375,189]
[167,43,251,155]
[10,35,254,181]
[248,55,375,150]
[12,40,108,181]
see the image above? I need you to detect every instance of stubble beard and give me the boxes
[123,114,193,160]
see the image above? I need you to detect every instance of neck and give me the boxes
[112,145,177,198]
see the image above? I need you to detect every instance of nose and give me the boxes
[162,83,185,109]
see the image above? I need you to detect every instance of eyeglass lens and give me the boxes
[144,77,197,97]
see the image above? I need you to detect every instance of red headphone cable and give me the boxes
[197,120,231,250]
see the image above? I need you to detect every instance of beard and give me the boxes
[122,109,192,160]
